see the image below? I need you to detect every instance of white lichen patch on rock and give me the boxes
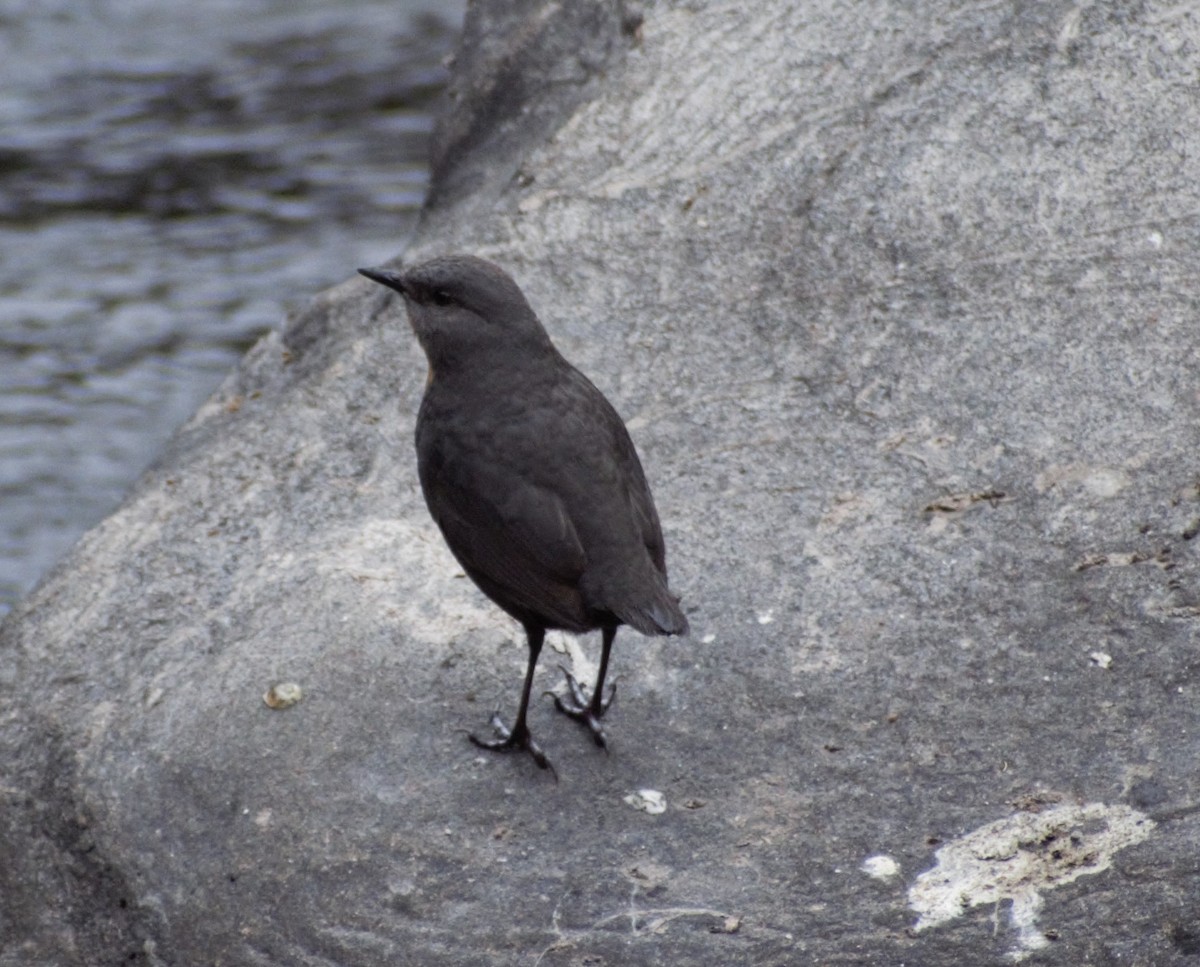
[861,854,900,880]
[624,789,667,814]
[262,682,303,709]
[908,803,1154,960]
[545,632,598,692]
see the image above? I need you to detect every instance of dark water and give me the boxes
[0,0,464,616]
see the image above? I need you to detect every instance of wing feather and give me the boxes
[420,457,591,631]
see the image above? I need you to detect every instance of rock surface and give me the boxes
[4,1,1200,963]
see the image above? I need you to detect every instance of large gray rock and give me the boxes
[3,0,1199,963]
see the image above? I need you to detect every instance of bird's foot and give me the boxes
[469,712,556,778]
[550,668,615,748]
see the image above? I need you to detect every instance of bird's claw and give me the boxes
[468,712,557,778]
[551,668,615,749]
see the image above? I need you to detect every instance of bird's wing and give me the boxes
[547,373,687,636]
[620,441,668,575]
[556,367,669,575]
[420,456,591,631]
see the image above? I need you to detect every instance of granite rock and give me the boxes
[3,1,1200,963]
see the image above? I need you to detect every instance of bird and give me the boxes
[358,255,688,774]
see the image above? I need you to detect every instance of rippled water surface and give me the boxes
[0,0,463,615]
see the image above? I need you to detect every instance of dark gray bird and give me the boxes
[358,255,688,773]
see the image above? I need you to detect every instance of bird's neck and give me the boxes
[421,339,561,389]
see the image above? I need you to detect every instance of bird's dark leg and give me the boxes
[470,624,555,775]
[553,625,618,748]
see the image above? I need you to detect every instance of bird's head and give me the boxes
[358,255,553,371]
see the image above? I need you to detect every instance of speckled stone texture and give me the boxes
[3,1,1200,963]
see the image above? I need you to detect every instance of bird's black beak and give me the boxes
[358,266,409,296]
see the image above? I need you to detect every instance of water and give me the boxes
[0,0,464,616]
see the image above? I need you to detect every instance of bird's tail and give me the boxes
[616,588,689,637]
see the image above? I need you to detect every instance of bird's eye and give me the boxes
[430,290,453,307]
